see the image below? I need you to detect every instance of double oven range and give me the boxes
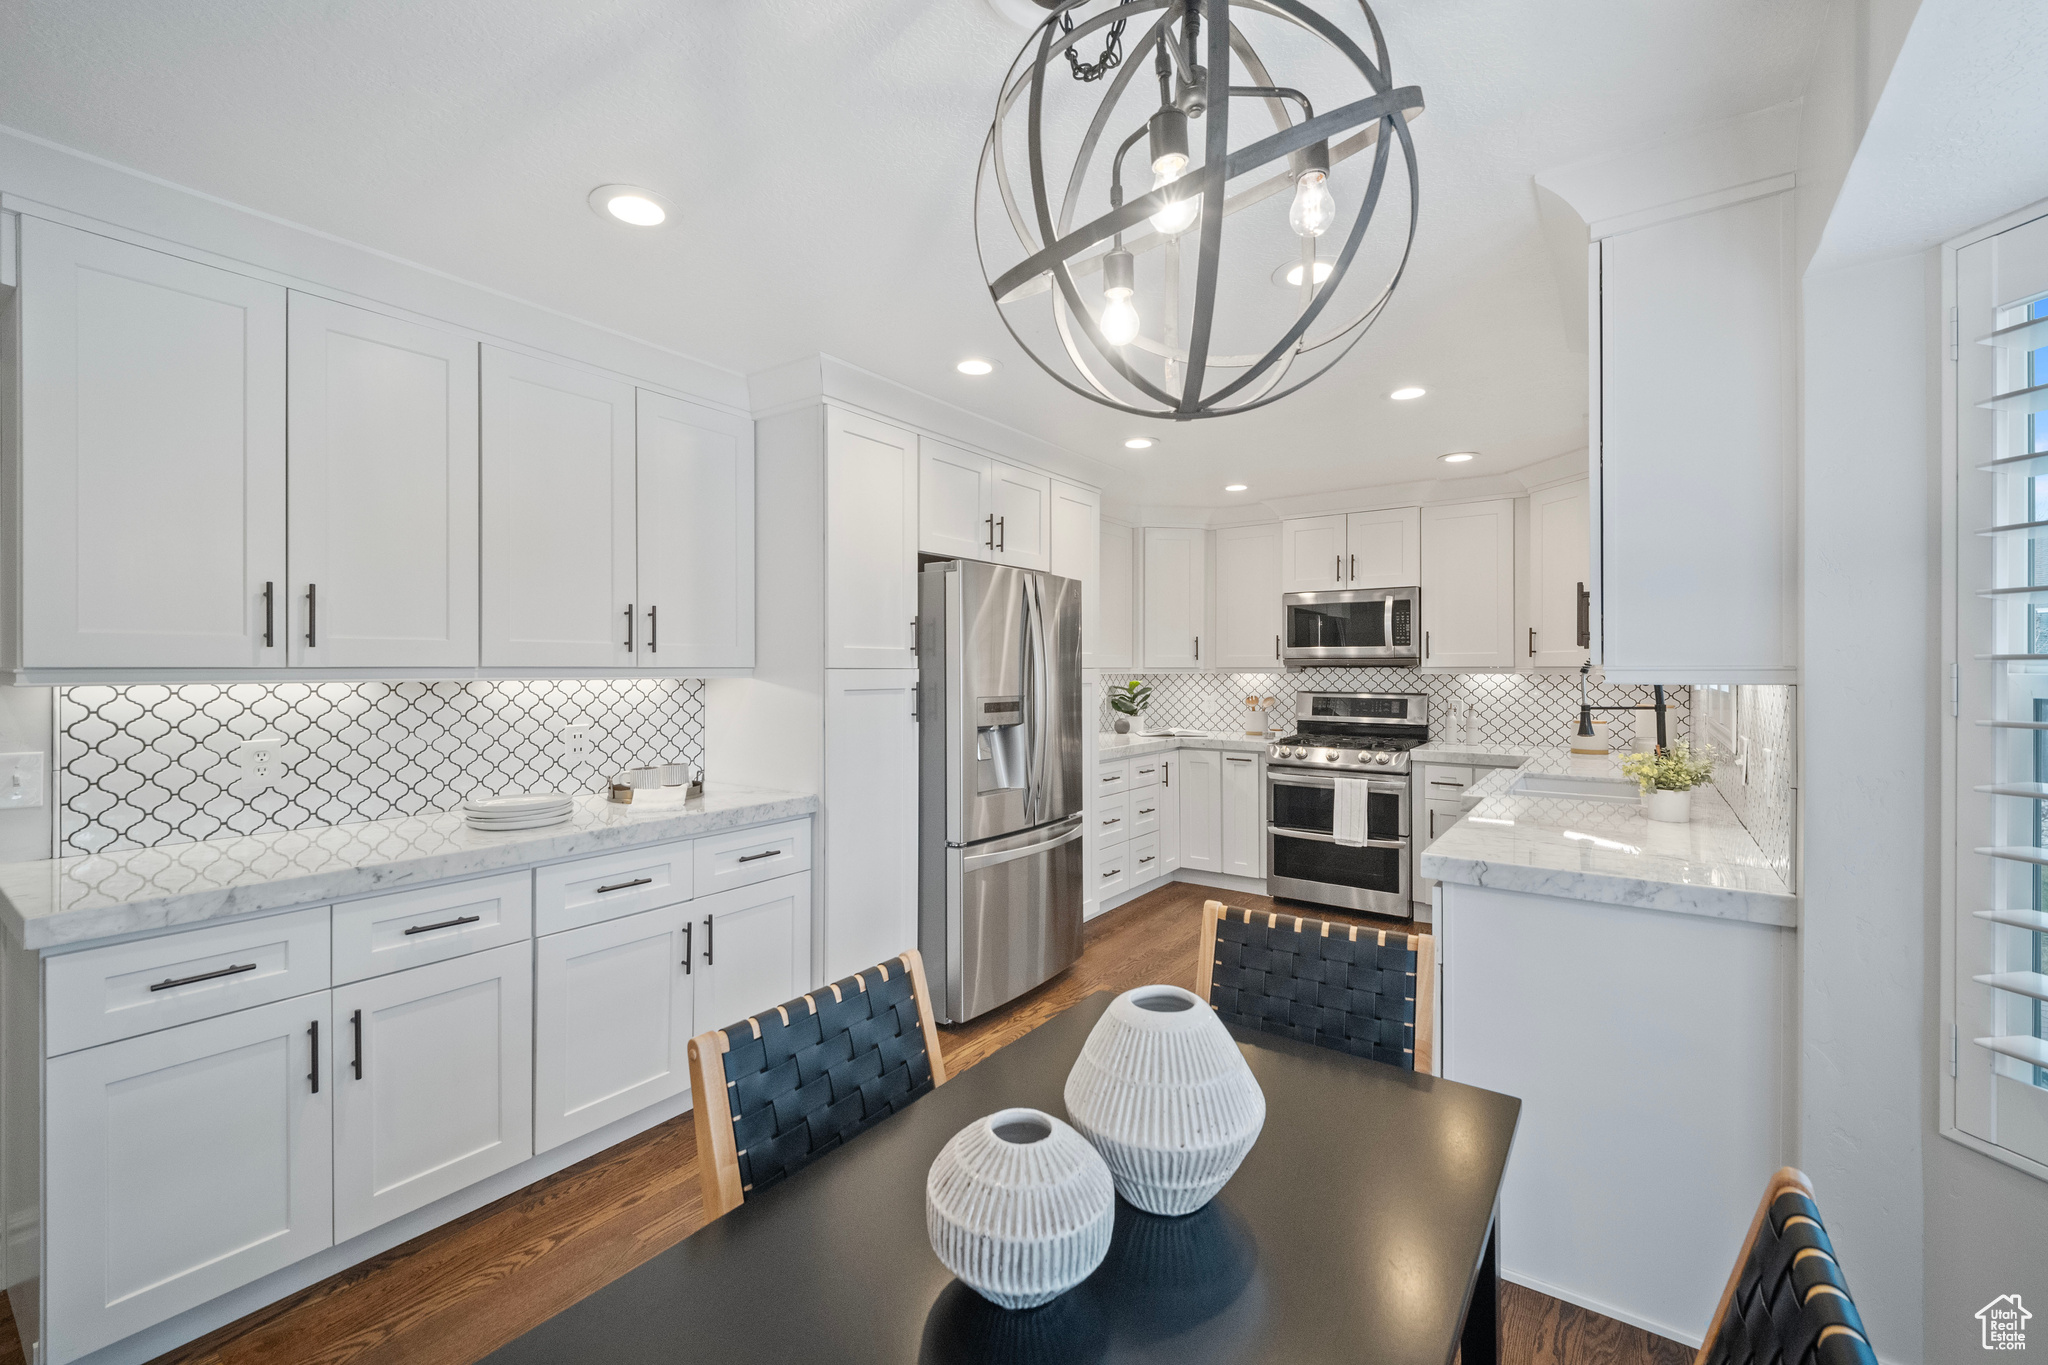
[1265,691,1428,918]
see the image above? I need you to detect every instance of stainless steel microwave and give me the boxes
[1281,587,1420,668]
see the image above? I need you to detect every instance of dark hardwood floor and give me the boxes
[0,882,1693,1365]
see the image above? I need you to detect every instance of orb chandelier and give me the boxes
[977,0,1423,420]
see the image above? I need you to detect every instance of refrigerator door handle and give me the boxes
[1023,573,1050,824]
[960,820,1085,872]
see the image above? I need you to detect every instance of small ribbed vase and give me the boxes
[926,1107,1116,1309]
[1063,985,1266,1215]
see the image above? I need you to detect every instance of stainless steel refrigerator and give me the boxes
[918,560,1084,1024]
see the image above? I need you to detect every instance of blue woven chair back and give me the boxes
[1701,1179,1878,1365]
[1205,906,1427,1071]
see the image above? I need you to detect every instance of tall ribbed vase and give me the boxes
[926,1108,1116,1309]
[1063,985,1266,1215]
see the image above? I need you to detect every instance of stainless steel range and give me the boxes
[1265,691,1429,916]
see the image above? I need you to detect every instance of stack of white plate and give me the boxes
[463,793,575,832]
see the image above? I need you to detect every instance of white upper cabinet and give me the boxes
[635,391,755,670]
[1527,480,1591,669]
[1213,524,1282,670]
[1049,481,1101,666]
[1141,527,1207,670]
[826,408,919,668]
[1278,514,1346,593]
[988,461,1051,570]
[918,438,990,561]
[287,294,478,670]
[480,348,636,669]
[18,217,287,669]
[1345,507,1421,588]
[1598,189,1795,683]
[1097,521,1136,671]
[1420,499,1516,670]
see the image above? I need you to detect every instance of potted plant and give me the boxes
[1620,742,1716,823]
[1109,680,1153,734]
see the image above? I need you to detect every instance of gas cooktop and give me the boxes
[1267,690,1431,775]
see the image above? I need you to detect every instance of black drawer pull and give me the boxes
[1101,817,1121,826]
[150,962,257,992]
[597,877,654,894]
[1139,855,1155,864]
[1102,868,1121,879]
[736,850,782,864]
[308,1019,319,1093]
[703,914,714,964]
[1138,806,1155,815]
[404,914,480,936]
[681,921,692,974]
[351,1008,363,1079]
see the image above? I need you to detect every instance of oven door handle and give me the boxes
[1266,826,1408,848]
[1265,772,1410,794]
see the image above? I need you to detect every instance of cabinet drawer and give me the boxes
[1419,764,1474,794]
[1129,832,1162,882]
[333,872,533,985]
[1094,791,1130,840]
[1127,756,1163,790]
[46,906,330,1057]
[694,819,812,897]
[1096,839,1129,900]
[1096,760,1129,796]
[1129,788,1162,836]
[535,841,694,936]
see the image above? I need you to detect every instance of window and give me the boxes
[1949,209,2048,1173]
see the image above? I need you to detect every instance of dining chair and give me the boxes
[686,949,948,1220]
[1696,1167,1878,1365]
[1196,900,1435,1074]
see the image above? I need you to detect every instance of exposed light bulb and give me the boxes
[1149,154,1201,235]
[1289,169,1335,238]
[1100,294,1141,346]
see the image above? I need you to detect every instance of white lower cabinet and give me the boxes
[692,873,812,1028]
[534,901,696,1154]
[1178,749,1223,874]
[1097,839,1129,901]
[46,995,334,1363]
[331,941,534,1242]
[1221,753,1262,879]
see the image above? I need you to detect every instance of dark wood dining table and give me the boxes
[482,991,1520,1365]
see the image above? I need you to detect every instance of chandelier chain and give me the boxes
[1058,0,1134,82]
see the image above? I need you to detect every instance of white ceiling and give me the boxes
[0,0,1829,507]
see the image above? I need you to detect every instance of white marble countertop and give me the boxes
[1420,750,1798,927]
[1409,742,1535,767]
[0,784,818,951]
[1097,730,1271,759]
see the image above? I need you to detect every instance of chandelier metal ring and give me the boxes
[975,0,1423,420]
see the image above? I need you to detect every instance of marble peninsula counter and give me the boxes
[1097,730,1270,759]
[1420,748,1796,927]
[0,784,817,949]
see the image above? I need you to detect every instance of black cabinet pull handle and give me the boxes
[305,583,317,648]
[703,914,714,964]
[1351,553,1357,580]
[308,1019,319,1093]
[351,1008,363,1079]
[1102,817,1121,826]
[737,850,780,864]
[1194,635,1200,660]
[648,604,658,653]
[404,914,480,936]
[150,962,257,992]
[997,516,1006,552]
[1529,627,1536,657]
[263,582,275,649]
[681,921,692,974]
[985,514,995,551]
[1102,868,1121,879]
[623,603,635,651]
[597,877,653,894]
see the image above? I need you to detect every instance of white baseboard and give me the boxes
[69,1090,696,1365]
[1500,1266,1704,1350]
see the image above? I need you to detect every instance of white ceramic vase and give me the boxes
[1645,788,1693,823]
[925,1107,1116,1309]
[1063,985,1267,1216]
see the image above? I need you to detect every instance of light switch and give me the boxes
[0,753,44,809]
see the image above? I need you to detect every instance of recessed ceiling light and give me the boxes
[588,185,670,227]
[1439,451,1477,464]
[1224,484,1248,492]
[1124,437,1156,450]
[956,358,996,376]
[1269,259,1335,288]
[1390,386,1426,401]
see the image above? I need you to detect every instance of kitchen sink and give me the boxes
[1507,772,1644,804]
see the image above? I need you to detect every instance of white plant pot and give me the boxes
[925,1107,1116,1309]
[1063,985,1267,1216]
[1645,788,1693,823]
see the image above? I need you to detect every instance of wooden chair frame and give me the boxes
[686,948,947,1222]
[1197,900,1436,1075]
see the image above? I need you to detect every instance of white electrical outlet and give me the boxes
[557,725,595,765]
[0,753,43,809]
[235,738,286,791]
